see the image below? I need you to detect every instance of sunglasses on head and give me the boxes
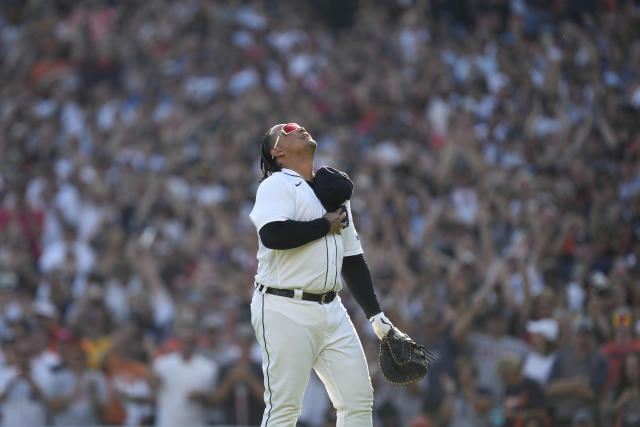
[612,313,632,327]
[273,123,301,150]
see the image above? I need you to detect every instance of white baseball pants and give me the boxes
[251,289,374,427]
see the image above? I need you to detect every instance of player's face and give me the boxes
[270,123,316,157]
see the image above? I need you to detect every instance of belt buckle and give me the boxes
[320,293,328,304]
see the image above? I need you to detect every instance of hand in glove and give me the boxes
[370,312,436,386]
[370,312,393,340]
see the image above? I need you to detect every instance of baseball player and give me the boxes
[249,123,395,427]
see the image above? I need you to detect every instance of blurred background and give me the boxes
[1,0,640,426]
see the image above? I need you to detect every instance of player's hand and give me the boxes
[324,208,347,234]
[370,312,393,340]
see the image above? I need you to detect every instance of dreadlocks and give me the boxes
[259,129,282,181]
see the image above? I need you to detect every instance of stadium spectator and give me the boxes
[415,309,457,419]
[439,356,493,427]
[498,356,547,427]
[608,351,640,427]
[522,318,558,387]
[151,323,218,427]
[600,306,640,396]
[29,323,61,391]
[453,298,530,400]
[71,274,115,370]
[202,323,263,426]
[104,322,154,426]
[546,318,609,427]
[45,340,109,426]
[0,336,48,427]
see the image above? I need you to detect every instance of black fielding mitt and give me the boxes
[379,327,435,386]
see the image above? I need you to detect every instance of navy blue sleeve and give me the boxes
[341,254,382,318]
[259,219,330,250]
[476,386,493,397]
[589,354,609,395]
[547,352,563,383]
[525,379,545,408]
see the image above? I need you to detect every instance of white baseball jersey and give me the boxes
[249,168,363,293]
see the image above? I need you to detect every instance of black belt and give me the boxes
[256,284,337,304]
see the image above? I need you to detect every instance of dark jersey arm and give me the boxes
[259,219,330,250]
[341,254,382,318]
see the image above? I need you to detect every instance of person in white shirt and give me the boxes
[522,318,558,387]
[249,123,398,427]
[0,338,48,427]
[45,341,108,426]
[152,324,218,427]
[28,323,61,393]
[39,224,95,274]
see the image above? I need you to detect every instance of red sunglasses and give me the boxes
[273,123,301,150]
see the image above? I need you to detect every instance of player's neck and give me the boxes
[283,160,314,181]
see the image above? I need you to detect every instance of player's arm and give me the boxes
[341,254,382,319]
[341,254,396,339]
[339,202,392,338]
[259,209,346,250]
[252,175,346,250]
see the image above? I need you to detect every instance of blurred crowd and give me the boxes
[1,0,640,426]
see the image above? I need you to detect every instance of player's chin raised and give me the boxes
[305,136,317,150]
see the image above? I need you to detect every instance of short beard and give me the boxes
[304,140,317,158]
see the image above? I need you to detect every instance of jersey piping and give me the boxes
[322,236,329,291]
[261,294,273,426]
[332,235,338,292]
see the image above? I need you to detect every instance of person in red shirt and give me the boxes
[600,307,640,396]
[610,351,640,427]
[0,186,44,259]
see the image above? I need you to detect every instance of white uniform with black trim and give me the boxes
[249,168,374,427]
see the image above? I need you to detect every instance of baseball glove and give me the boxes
[379,327,435,386]
[313,166,353,211]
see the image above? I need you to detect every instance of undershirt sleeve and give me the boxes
[259,219,330,250]
[341,254,382,318]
